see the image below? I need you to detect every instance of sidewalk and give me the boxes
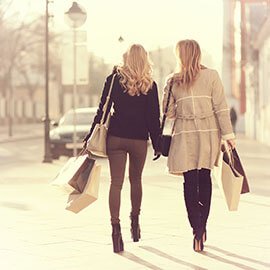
[0,134,270,269]
[0,123,43,143]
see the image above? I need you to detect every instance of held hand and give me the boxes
[227,139,236,149]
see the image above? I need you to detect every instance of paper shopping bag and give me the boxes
[51,154,89,193]
[231,149,250,194]
[68,158,95,193]
[214,149,244,211]
[65,160,101,213]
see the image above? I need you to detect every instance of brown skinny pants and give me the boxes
[107,135,147,224]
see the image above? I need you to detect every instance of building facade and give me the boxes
[244,2,270,145]
[253,16,270,144]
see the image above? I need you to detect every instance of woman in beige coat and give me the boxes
[162,39,235,252]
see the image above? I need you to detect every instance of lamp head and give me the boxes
[64,2,87,28]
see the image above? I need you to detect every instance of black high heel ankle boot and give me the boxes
[112,223,124,253]
[130,214,141,242]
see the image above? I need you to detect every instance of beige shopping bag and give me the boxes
[213,146,244,211]
[66,161,101,213]
[51,154,89,193]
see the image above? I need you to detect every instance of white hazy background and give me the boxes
[7,0,223,69]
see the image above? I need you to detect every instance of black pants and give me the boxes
[183,169,212,233]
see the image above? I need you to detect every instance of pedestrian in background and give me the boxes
[162,39,235,252]
[83,44,161,253]
[230,106,238,133]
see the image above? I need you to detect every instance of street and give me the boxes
[0,136,270,270]
[1,0,270,268]
[1,137,269,196]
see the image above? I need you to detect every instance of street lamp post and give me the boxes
[64,2,87,157]
[43,0,52,163]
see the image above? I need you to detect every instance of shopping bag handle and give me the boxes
[76,148,88,158]
[222,142,241,177]
[78,147,96,160]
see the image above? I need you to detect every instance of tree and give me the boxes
[0,1,61,131]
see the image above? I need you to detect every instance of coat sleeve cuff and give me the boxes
[222,133,235,140]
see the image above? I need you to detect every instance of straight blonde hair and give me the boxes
[174,39,202,89]
[117,44,153,96]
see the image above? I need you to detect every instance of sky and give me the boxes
[5,0,224,70]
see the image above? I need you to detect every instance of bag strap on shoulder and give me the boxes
[100,73,117,124]
[160,80,174,133]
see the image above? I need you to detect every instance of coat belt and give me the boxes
[176,111,214,120]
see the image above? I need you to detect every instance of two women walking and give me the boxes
[84,40,235,253]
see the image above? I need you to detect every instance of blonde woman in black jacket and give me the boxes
[84,44,161,253]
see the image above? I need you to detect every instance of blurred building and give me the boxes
[222,0,237,98]
[253,15,270,144]
[243,1,270,145]
[222,0,270,143]
[222,0,244,132]
[0,42,110,126]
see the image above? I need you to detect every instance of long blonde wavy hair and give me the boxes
[117,44,153,96]
[174,39,202,89]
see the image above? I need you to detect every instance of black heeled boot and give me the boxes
[193,227,207,243]
[112,223,124,253]
[130,214,141,242]
[193,227,204,252]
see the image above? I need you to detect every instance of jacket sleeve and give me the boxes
[162,77,176,119]
[146,82,161,151]
[83,74,114,142]
[211,70,235,140]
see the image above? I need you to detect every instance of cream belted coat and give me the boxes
[163,69,235,175]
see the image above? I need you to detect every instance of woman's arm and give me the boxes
[146,82,161,151]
